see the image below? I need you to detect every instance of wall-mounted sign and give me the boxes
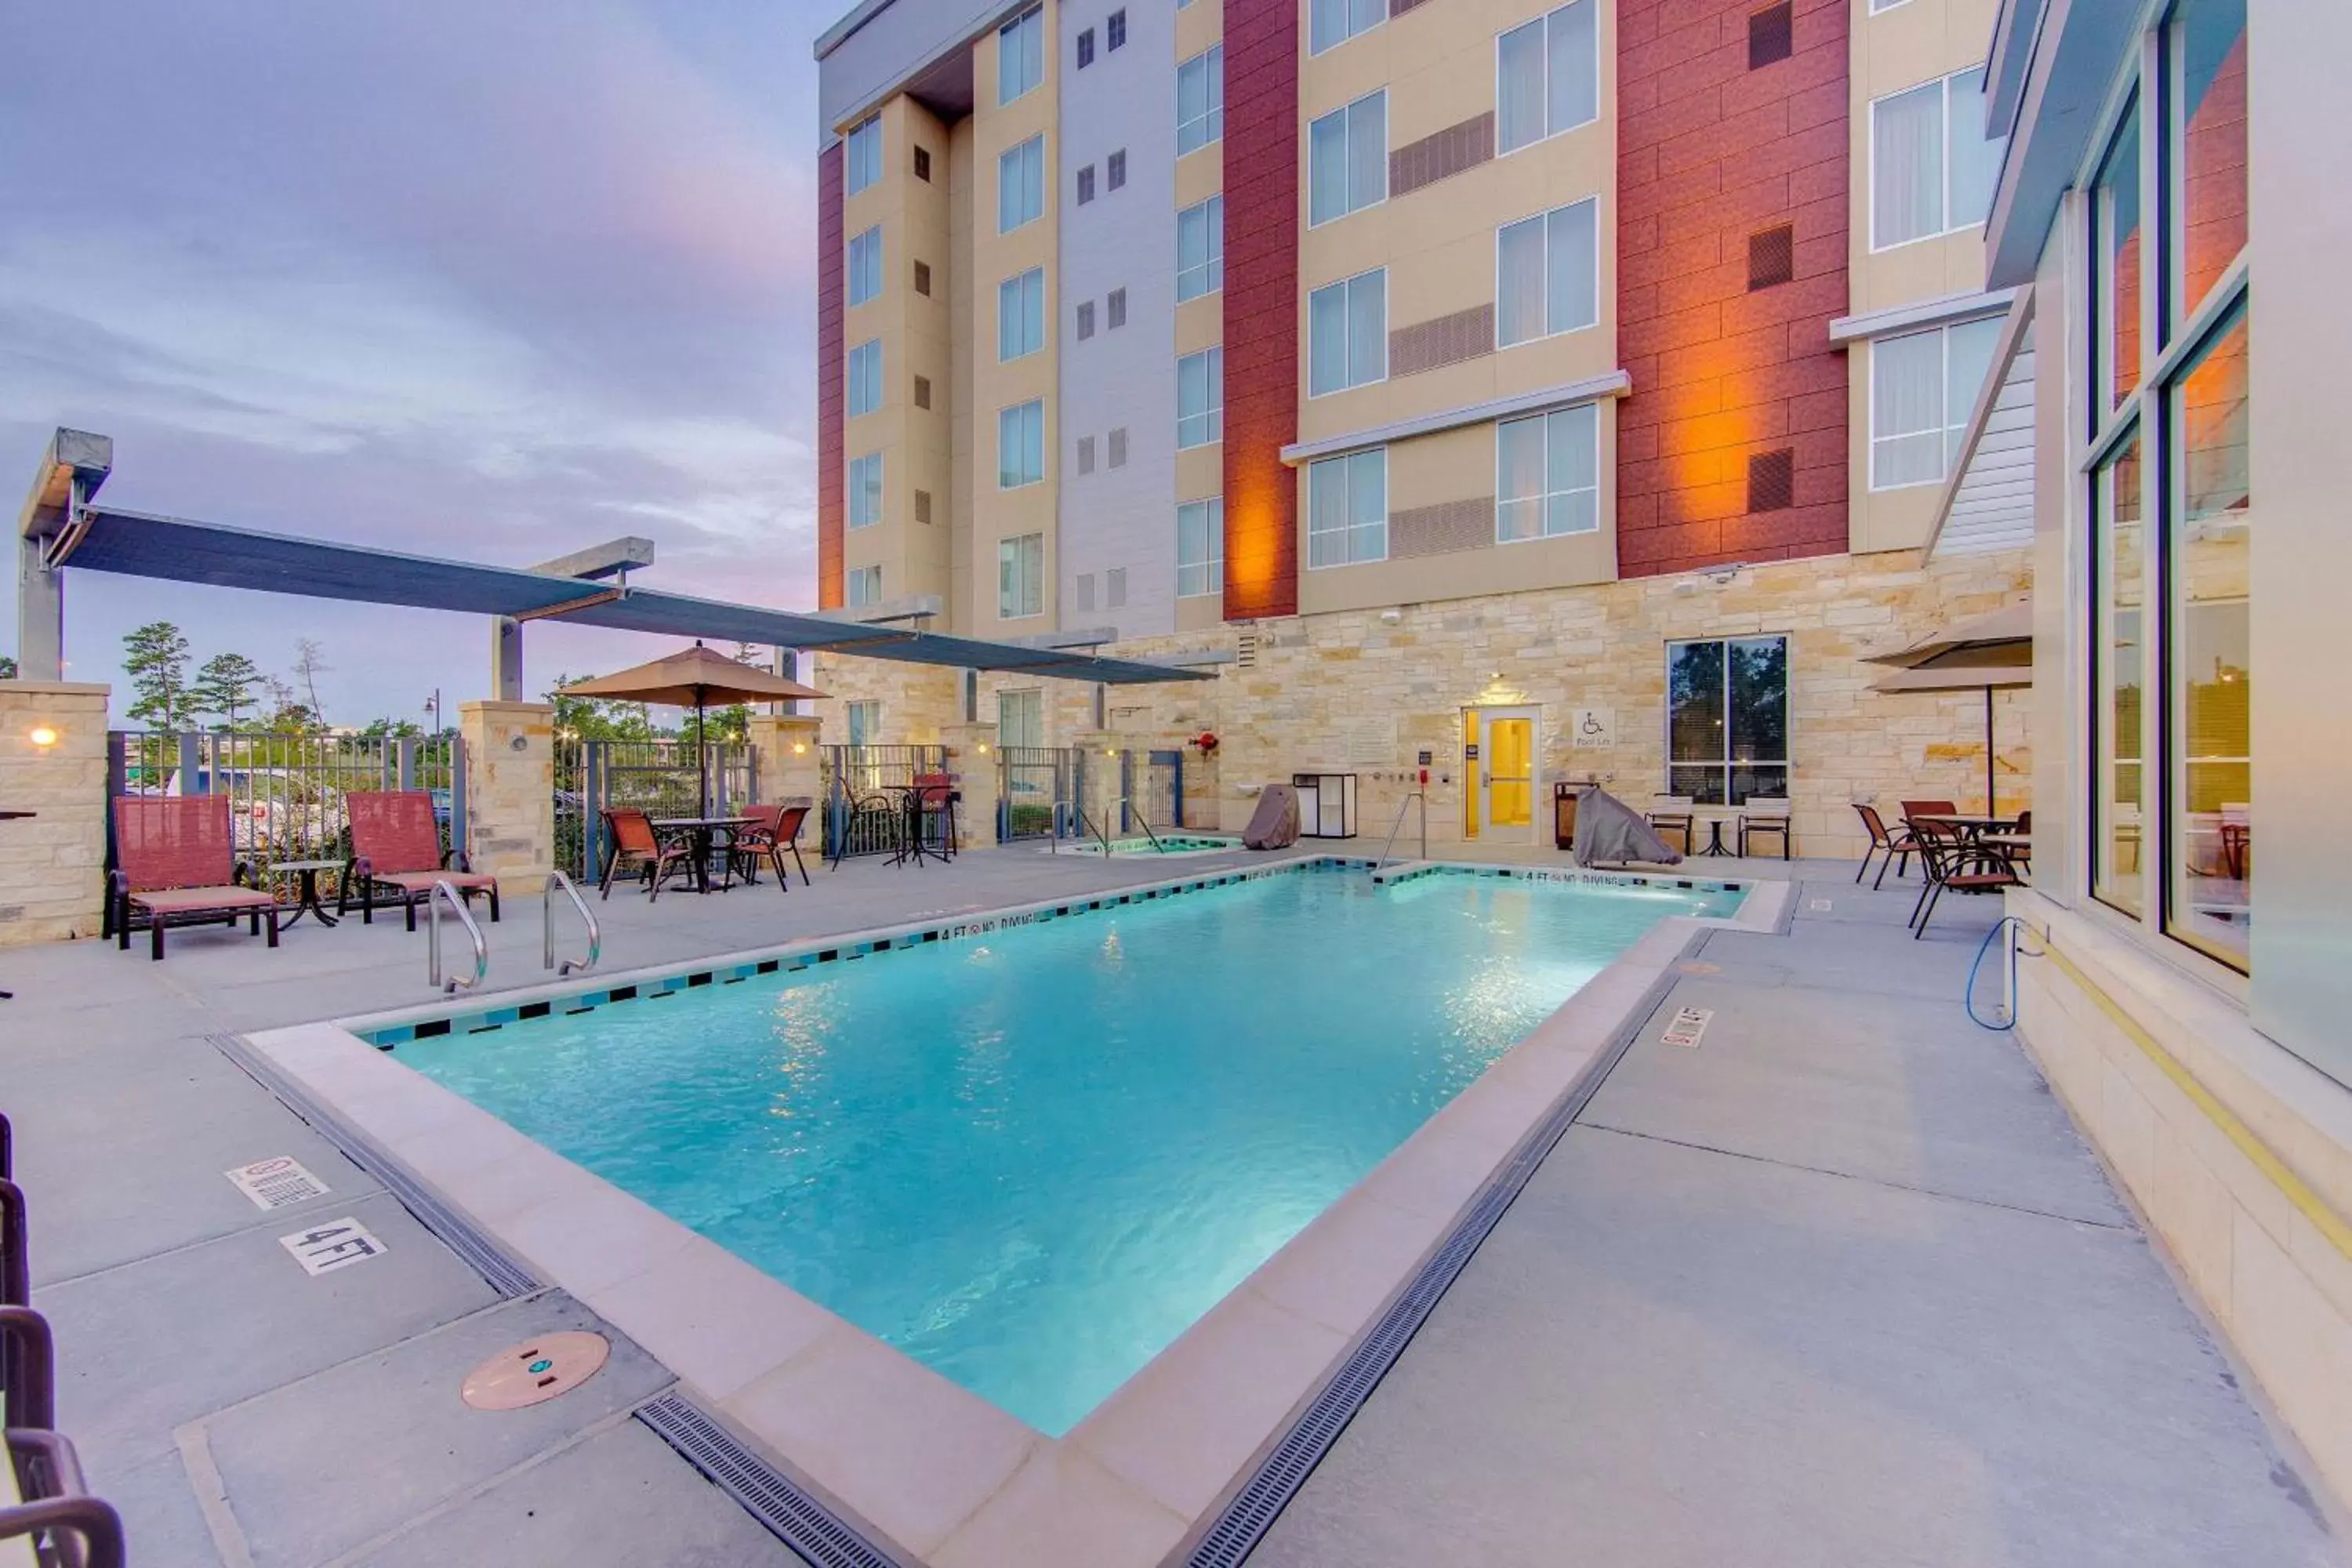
[1571,706,1616,749]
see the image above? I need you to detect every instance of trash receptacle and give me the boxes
[1553,782,1579,851]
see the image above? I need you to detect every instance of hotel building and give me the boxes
[808,0,2038,851]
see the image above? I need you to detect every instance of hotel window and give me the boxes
[1106,568,1127,608]
[1077,434,1096,473]
[999,400,1045,488]
[1871,67,2005,249]
[1108,149,1127,190]
[845,115,882,195]
[1497,0,1599,156]
[844,570,883,612]
[999,136,1045,233]
[846,226,883,307]
[1868,317,2002,488]
[1108,289,1127,328]
[1667,637,1788,806]
[2092,434,2147,917]
[1077,300,1096,339]
[1178,45,1224,155]
[1310,91,1388,226]
[2092,97,2142,422]
[2174,0,2247,331]
[1076,573,1096,611]
[1077,27,1096,68]
[1308,448,1387,568]
[846,452,882,530]
[1000,7,1044,103]
[1177,196,1224,301]
[1496,403,1599,541]
[999,688,1044,749]
[1078,165,1097,204]
[1177,499,1224,597]
[846,339,882,416]
[1107,9,1126,49]
[999,532,1045,619]
[845,696,880,742]
[1177,347,1223,448]
[1108,426,1128,466]
[1312,0,1385,54]
[1496,198,1598,347]
[1308,268,1386,396]
[999,267,1046,361]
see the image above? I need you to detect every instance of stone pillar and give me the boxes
[1071,731,1127,835]
[938,722,1001,849]
[0,681,110,946]
[746,713,824,806]
[459,700,554,891]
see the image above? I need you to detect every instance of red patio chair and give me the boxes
[110,796,281,961]
[599,809,695,902]
[1853,802,1920,887]
[1899,798,1958,822]
[341,791,499,931]
[729,803,815,890]
[1909,818,2024,938]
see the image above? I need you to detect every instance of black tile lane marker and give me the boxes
[414,1018,451,1040]
[519,1001,551,1020]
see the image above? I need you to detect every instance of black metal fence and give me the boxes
[998,746,1083,841]
[821,745,946,859]
[554,739,754,883]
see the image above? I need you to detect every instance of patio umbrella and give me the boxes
[1867,601,2033,812]
[562,642,827,815]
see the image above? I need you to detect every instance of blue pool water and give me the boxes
[396,866,1739,1433]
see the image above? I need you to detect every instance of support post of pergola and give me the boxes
[13,430,112,682]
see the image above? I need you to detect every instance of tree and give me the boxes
[358,717,425,739]
[264,702,323,735]
[292,637,331,726]
[191,652,263,730]
[0,654,16,680]
[122,621,195,729]
[546,674,656,742]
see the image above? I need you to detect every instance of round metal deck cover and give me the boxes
[461,1331,610,1410]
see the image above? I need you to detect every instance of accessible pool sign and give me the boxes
[226,1156,330,1211]
[1660,1006,1714,1048]
[279,1217,387,1276]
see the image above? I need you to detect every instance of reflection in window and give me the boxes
[1496,403,1599,541]
[1178,46,1224,155]
[1667,637,1788,806]
[2166,307,2250,960]
[1497,0,1599,155]
[1177,499,1224,597]
[2094,100,2141,421]
[1307,449,1386,567]
[2175,0,2248,325]
[1871,316,2002,488]
[2093,434,2145,914]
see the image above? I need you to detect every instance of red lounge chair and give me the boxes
[599,809,695,901]
[341,791,500,931]
[730,803,813,889]
[110,796,280,961]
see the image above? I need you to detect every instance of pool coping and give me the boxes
[239,857,1789,1568]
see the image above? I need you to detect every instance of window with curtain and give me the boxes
[1308,269,1387,396]
[844,571,883,613]
[847,226,883,307]
[998,689,1043,749]
[1496,198,1598,347]
[998,400,1044,488]
[998,532,1044,619]
[1312,0,1385,54]
[999,136,1044,233]
[847,452,882,529]
[1869,316,2001,488]
[1177,499,1224,597]
[1308,449,1387,567]
[999,8,1043,103]
[1177,348,1223,448]
[1497,0,1598,155]
[2092,433,2146,916]
[1178,45,1224,155]
[845,116,882,195]
[846,339,882,416]
[1309,91,1387,226]
[1667,637,1788,805]
[845,697,880,742]
[1177,196,1224,301]
[1871,67,2004,249]
[1496,403,1599,541]
[998,268,1045,360]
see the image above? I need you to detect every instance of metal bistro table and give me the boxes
[0,810,29,999]
[650,816,755,894]
[1691,809,1736,858]
[271,857,347,929]
[1913,813,2028,874]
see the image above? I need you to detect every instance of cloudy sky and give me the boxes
[1,0,835,724]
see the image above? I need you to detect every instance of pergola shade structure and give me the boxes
[13,430,1211,688]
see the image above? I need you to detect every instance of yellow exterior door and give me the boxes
[1486,717,1534,829]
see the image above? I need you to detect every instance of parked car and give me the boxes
[159,768,345,853]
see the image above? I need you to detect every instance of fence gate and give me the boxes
[821,745,947,859]
[1130,750,1183,834]
[562,739,754,885]
[997,746,1082,842]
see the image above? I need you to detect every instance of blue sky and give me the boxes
[1,0,836,724]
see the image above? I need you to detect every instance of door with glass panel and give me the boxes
[1469,708,1540,840]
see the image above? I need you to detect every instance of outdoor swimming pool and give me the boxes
[393,865,1742,1434]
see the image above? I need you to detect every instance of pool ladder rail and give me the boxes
[426,879,488,995]
[1051,800,1116,856]
[1373,790,1428,876]
[543,869,601,978]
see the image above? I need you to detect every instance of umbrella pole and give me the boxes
[1984,685,1996,815]
[697,691,710,817]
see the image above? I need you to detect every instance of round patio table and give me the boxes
[271,857,345,929]
[0,811,31,999]
[650,816,754,894]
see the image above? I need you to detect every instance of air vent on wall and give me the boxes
[914,489,932,524]
[1748,2,1793,67]
[1748,448,1796,513]
[913,146,931,181]
[913,376,931,409]
[1747,224,1795,290]
[913,260,931,296]
[1236,632,1258,669]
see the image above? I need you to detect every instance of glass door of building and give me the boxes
[1468,707,1540,840]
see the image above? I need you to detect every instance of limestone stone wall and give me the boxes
[0,681,110,946]
[816,547,2032,856]
[459,700,554,891]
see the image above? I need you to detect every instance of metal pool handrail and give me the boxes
[1373,790,1427,874]
[542,869,600,977]
[1123,799,1167,854]
[1075,804,1113,855]
[427,879,488,994]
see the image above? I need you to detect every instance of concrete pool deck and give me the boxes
[4,844,2343,1565]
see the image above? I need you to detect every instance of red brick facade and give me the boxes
[816,140,846,610]
[1220,0,1301,621]
[1615,0,1850,576]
